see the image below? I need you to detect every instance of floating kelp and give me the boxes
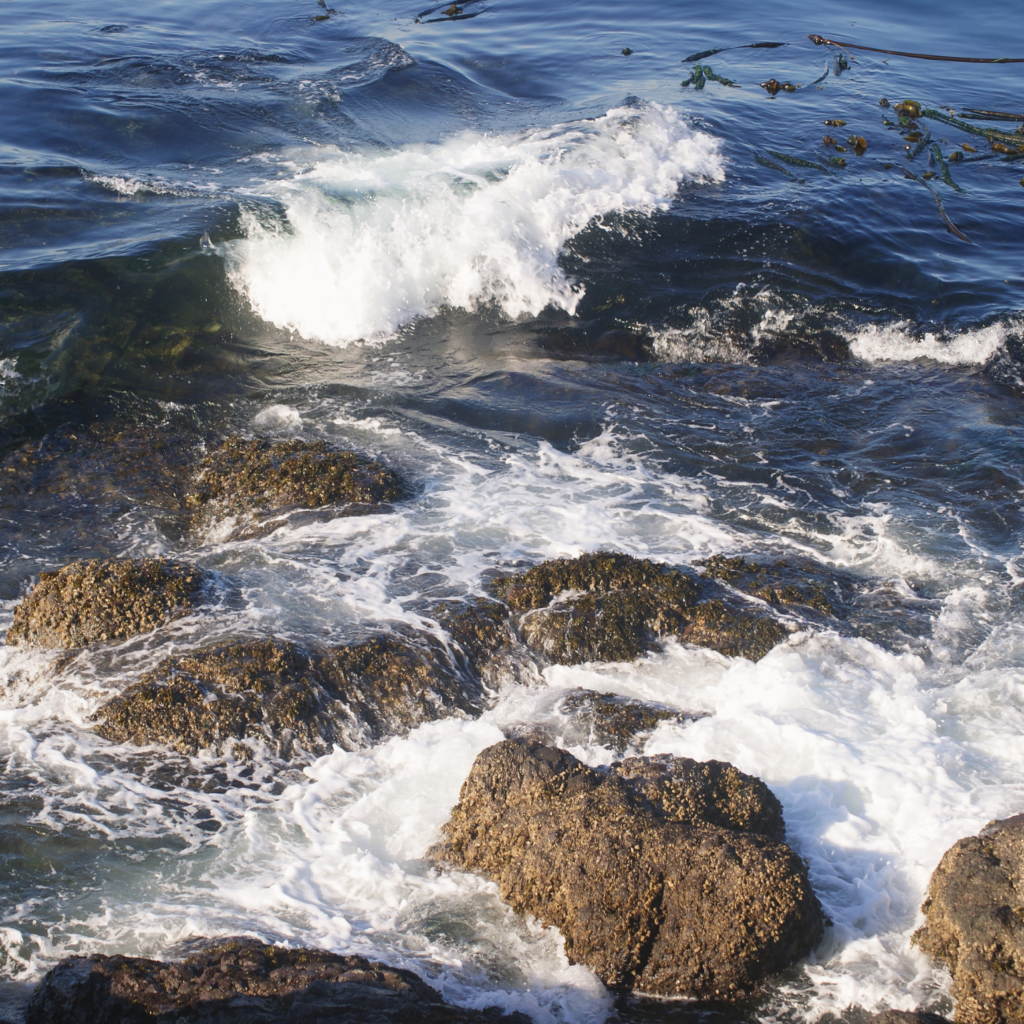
[907,129,932,159]
[766,149,836,174]
[903,169,971,242]
[848,135,868,155]
[959,108,1024,122]
[760,79,796,95]
[808,34,1024,63]
[894,100,921,118]
[809,63,830,86]
[932,145,965,193]
[682,65,706,89]
[414,0,487,22]
[921,108,1024,147]
[683,42,785,62]
[823,118,846,127]
[755,154,800,180]
[834,53,850,75]
[682,64,737,88]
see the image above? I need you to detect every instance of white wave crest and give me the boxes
[225,102,723,345]
[848,321,1012,365]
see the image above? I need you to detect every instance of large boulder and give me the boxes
[94,635,484,758]
[24,937,528,1023]
[429,740,823,998]
[185,437,403,533]
[913,814,1024,1024]
[490,552,787,664]
[6,557,208,648]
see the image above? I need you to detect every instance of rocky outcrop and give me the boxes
[913,814,1024,1024]
[185,437,403,530]
[6,557,208,648]
[490,552,788,664]
[94,635,484,758]
[698,555,835,615]
[24,937,528,1023]
[429,739,823,998]
[555,689,697,754]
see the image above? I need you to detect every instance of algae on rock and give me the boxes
[6,557,208,648]
[913,814,1024,1024]
[186,436,403,520]
[430,739,824,998]
[95,634,486,758]
[491,552,788,664]
[25,937,529,1024]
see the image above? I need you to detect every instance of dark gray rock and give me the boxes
[24,937,528,1023]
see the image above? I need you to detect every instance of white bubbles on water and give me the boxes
[847,320,1015,366]
[225,102,723,345]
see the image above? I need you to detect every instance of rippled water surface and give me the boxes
[2,0,1024,1021]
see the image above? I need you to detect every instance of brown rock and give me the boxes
[6,557,208,649]
[24,937,528,1023]
[94,635,485,758]
[185,437,403,524]
[490,552,788,665]
[429,739,823,998]
[555,689,698,755]
[913,814,1024,1024]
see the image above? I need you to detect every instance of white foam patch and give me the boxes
[253,403,303,431]
[225,102,723,345]
[848,321,1011,365]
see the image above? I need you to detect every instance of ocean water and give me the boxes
[2,0,1024,1021]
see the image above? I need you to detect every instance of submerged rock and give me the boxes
[913,814,1024,1024]
[698,555,835,615]
[6,557,208,648]
[555,689,697,754]
[491,552,787,664]
[25,937,528,1024]
[429,739,823,998]
[94,635,484,758]
[185,437,403,530]
[869,1012,953,1024]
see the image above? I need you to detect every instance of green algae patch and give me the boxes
[6,557,208,649]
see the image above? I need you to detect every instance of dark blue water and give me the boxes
[2,1,1024,1021]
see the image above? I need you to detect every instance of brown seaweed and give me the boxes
[808,34,1024,63]
[959,109,1024,122]
[683,42,785,62]
[902,169,972,242]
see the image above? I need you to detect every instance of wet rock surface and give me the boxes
[185,437,404,528]
[868,1012,953,1024]
[429,739,824,998]
[94,635,485,758]
[913,814,1024,1024]
[555,688,698,754]
[698,555,835,615]
[491,552,788,664]
[24,937,528,1024]
[6,557,208,648]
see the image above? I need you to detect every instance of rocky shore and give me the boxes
[1,428,999,1023]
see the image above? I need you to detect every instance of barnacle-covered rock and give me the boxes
[94,635,485,758]
[491,552,787,664]
[429,739,823,998]
[913,814,1024,1024]
[6,557,208,648]
[554,689,696,754]
[186,436,403,521]
[25,937,528,1023]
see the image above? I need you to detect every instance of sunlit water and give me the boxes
[2,0,1024,1021]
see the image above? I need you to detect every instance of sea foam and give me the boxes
[225,102,723,345]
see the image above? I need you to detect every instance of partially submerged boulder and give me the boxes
[490,552,787,664]
[698,555,835,615]
[429,739,823,998]
[913,814,1024,1024]
[94,635,484,758]
[555,689,697,754]
[6,557,208,648]
[185,437,403,530]
[25,937,528,1024]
